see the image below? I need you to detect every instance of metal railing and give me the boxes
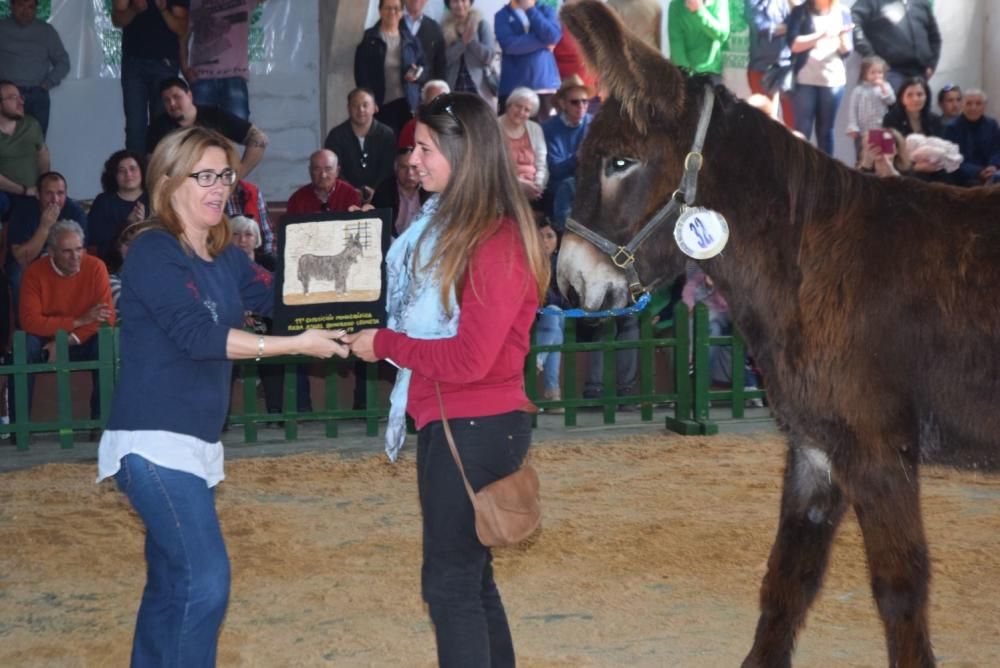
[0,303,768,450]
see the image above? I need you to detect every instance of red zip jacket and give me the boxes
[373,219,538,429]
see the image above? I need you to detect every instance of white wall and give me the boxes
[985,0,1000,117]
[931,0,985,107]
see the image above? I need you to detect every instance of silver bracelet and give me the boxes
[255,335,264,362]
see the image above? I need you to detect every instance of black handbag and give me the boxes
[761,62,794,95]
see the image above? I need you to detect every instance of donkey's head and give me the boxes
[557,0,705,310]
[344,232,364,257]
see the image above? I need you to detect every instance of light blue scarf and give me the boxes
[383,196,460,461]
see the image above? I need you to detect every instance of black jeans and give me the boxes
[417,410,532,668]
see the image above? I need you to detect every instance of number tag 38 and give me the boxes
[674,207,729,260]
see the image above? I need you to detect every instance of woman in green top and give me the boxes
[667,0,731,82]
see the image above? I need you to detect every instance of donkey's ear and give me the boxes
[560,0,685,133]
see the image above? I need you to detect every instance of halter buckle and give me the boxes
[611,246,635,269]
[628,282,645,301]
[684,151,704,172]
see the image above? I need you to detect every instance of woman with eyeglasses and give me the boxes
[354,0,427,136]
[96,126,350,666]
[345,93,550,667]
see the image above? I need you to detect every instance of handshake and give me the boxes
[295,328,380,362]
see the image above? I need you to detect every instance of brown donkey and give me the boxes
[557,2,1000,666]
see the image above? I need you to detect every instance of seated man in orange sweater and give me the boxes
[15,219,115,424]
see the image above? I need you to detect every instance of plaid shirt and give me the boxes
[225,180,275,254]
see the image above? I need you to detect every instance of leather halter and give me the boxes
[565,86,716,302]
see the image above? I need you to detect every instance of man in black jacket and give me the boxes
[403,0,446,82]
[851,0,941,92]
[323,88,396,204]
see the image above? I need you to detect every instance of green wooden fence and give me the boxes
[0,303,768,450]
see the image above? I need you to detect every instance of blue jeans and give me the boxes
[18,86,50,136]
[535,312,563,392]
[114,454,230,668]
[191,77,250,120]
[792,84,845,155]
[577,315,639,398]
[707,317,761,388]
[552,177,575,232]
[417,411,531,667]
[121,56,179,154]
[8,334,101,424]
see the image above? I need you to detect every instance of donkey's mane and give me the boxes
[689,76,875,233]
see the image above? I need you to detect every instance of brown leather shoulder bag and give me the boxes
[435,384,541,547]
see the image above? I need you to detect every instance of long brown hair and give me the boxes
[144,126,240,257]
[415,92,549,312]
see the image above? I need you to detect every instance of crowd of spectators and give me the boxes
[0,0,997,427]
[743,0,997,187]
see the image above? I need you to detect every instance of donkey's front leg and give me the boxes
[742,434,847,668]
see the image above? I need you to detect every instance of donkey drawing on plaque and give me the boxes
[298,233,363,295]
[283,219,383,305]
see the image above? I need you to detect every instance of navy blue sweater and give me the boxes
[944,115,1000,186]
[106,229,273,442]
[87,191,149,264]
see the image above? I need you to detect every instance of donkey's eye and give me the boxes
[604,157,637,177]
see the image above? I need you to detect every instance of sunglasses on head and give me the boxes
[427,93,458,122]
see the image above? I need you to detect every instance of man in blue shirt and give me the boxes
[5,171,88,307]
[403,0,446,82]
[542,75,592,222]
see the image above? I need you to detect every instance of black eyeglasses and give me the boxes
[188,168,237,187]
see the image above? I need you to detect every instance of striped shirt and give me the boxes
[847,81,896,134]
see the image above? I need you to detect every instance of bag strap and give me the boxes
[435,382,479,509]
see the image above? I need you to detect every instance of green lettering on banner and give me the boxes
[723,0,749,71]
[248,2,266,64]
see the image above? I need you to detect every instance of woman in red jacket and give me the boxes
[346,92,549,667]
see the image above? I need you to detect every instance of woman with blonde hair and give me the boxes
[97,126,349,666]
[346,92,549,667]
[499,86,548,203]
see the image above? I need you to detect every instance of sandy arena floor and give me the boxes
[2,432,999,667]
